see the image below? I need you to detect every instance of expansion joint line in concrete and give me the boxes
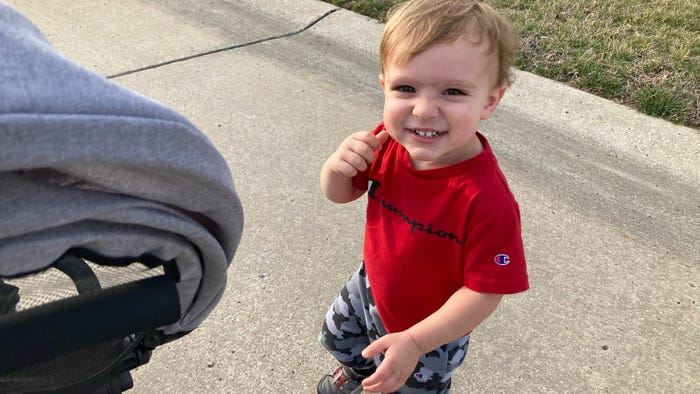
[106,8,340,79]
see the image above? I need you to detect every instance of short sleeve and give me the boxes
[463,200,529,294]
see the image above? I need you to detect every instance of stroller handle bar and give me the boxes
[0,274,180,374]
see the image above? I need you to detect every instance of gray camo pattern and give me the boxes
[319,262,470,393]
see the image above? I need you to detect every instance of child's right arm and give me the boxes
[320,130,388,203]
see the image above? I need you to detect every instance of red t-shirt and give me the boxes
[352,123,529,333]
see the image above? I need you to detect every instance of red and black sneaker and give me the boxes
[316,364,366,394]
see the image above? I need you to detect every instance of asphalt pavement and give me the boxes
[5,1,699,393]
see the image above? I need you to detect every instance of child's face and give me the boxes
[380,37,505,170]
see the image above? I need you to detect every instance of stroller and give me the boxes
[0,3,244,393]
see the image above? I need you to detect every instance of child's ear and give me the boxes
[379,73,385,89]
[480,84,507,120]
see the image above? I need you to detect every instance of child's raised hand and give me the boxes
[359,331,423,393]
[327,130,389,178]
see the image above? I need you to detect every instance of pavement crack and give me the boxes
[106,8,340,79]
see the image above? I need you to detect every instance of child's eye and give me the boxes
[394,85,415,93]
[444,88,466,96]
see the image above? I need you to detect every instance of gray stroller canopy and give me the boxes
[0,2,244,339]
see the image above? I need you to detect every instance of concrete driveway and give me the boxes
[6,1,699,392]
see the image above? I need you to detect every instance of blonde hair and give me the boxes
[380,0,518,87]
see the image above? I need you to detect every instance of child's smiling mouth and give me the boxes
[411,129,445,139]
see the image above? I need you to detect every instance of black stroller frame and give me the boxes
[1,252,180,393]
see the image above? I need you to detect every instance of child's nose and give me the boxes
[412,96,439,120]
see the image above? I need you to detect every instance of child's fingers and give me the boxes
[346,135,379,164]
[332,158,359,178]
[333,129,387,176]
[364,130,389,151]
[360,373,382,391]
[361,337,385,359]
[359,363,385,389]
[361,361,398,393]
[352,129,387,152]
[375,130,390,146]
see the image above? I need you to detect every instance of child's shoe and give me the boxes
[316,364,366,394]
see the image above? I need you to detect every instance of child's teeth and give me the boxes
[415,129,439,138]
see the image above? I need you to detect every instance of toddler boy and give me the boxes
[317,1,529,393]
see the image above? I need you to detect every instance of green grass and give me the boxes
[322,0,700,128]
[323,0,402,20]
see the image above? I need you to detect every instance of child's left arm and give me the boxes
[360,286,502,393]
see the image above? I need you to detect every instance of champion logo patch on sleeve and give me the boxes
[494,254,510,266]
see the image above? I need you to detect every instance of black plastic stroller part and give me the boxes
[0,253,181,394]
[0,279,20,315]
[0,274,180,374]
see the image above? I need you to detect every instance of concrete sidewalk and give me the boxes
[6,1,699,392]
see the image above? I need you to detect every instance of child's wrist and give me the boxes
[405,330,427,355]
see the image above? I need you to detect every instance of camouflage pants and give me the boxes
[319,262,470,394]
